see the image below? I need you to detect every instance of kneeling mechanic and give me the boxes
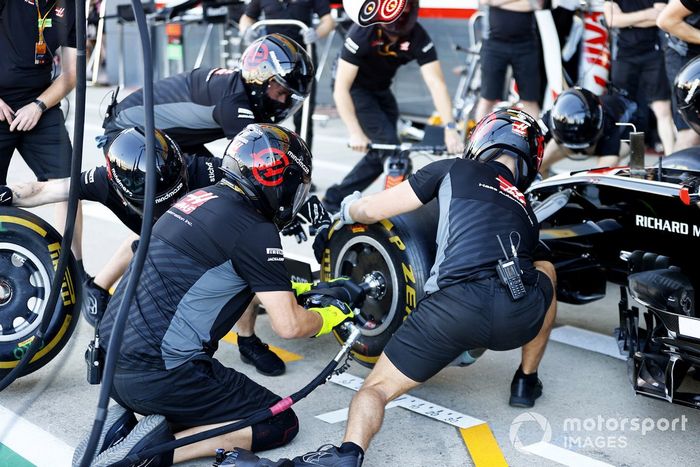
[73,124,357,467]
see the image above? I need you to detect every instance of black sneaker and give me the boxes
[509,371,543,408]
[91,414,174,467]
[228,445,362,467]
[72,404,137,466]
[238,335,285,377]
[81,276,111,327]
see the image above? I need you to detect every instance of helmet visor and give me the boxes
[265,76,307,122]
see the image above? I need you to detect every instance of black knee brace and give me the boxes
[251,409,299,452]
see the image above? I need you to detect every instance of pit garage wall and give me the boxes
[102,1,477,120]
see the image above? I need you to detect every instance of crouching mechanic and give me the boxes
[73,124,358,467]
[0,127,290,376]
[539,86,635,176]
[232,110,558,466]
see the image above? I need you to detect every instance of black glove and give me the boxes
[280,218,307,243]
[312,225,329,263]
[0,185,13,206]
[297,195,332,236]
[300,277,365,309]
[80,277,111,328]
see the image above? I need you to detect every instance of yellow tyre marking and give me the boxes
[223,332,303,362]
[460,424,508,467]
[0,316,73,368]
[0,216,47,237]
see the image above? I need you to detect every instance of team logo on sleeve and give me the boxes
[172,190,218,214]
[497,175,526,206]
[266,247,285,262]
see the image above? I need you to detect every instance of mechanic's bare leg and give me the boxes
[651,100,675,155]
[476,98,498,122]
[343,353,421,450]
[54,199,83,261]
[236,298,260,338]
[94,234,139,290]
[173,424,252,463]
[519,101,540,120]
[521,261,557,374]
[674,129,700,152]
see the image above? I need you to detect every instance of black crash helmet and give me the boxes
[343,0,409,27]
[105,128,188,219]
[675,56,700,135]
[221,123,312,229]
[240,34,314,123]
[380,0,418,36]
[549,87,604,150]
[465,108,545,192]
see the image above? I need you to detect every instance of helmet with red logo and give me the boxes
[221,124,312,229]
[105,127,188,219]
[240,34,314,123]
[464,109,545,191]
[343,0,410,27]
[379,0,419,36]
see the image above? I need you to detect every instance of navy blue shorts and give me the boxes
[384,270,554,383]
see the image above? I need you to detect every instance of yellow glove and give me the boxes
[291,281,313,296]
[309,297,354,337]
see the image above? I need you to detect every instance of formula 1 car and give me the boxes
[322,148,700,408]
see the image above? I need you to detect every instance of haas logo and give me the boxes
[252,148,289,187]
[498,175,526,206]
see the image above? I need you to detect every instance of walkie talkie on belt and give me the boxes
[85,325,104,385]
[496,232,527,301]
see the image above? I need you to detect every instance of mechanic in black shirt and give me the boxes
[234,110,558,467]
[0,0,83,265]
[76,124,356,467]
[658,0,700,150]
[101,33,314,157]
[239,0,334,152]
[604,0,675,154]
[322,0,463,212]
[475,0,542,122]
[539,87,636,176]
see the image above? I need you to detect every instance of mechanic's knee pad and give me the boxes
[251,409,299,452]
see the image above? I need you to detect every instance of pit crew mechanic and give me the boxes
[0,0,83,266]
[235,110,558,466]
[539,86,635,176]
[101,33,313,157]
[322,0,464,211]
[74,124,359,467]
[239,0,335,152]
[474,0,543,122]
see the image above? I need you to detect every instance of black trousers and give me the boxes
[324,86,400,206]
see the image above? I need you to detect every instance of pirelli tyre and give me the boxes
[321,202,438,367]
[0,207,80,378]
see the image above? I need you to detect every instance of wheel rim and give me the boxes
[0,242,50,343]
[334,236,399,337]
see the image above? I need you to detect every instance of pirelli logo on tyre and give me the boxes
[48,242,76,306]
[379,219,417,318]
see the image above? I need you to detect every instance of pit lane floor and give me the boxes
[1,87,698,467]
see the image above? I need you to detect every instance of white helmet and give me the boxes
[343,0,408,27]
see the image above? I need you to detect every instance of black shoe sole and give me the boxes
[72,405,135,466]
[240,354,286,377]
[509,387,542,408]
[90,415,168,467]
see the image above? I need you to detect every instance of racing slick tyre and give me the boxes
[0,207,80,378]
[321,202,438,367]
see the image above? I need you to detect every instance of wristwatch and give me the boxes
[445,122,457,130]
[33,99,47,113]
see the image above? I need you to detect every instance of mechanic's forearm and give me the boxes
[316,14,335,38]
[239,14,255,31]
[661,20,700,43]
[36,71,75,109]
[7,179,70,206]
[425,68,456,126]
[334,87,364,136]
[606,8,655,28]
[349,196,382,225]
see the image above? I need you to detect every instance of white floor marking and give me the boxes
[522,441,614,467]
[0,405,74,467]
[550,325,626,361]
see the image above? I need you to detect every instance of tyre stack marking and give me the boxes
[223,332,303,362]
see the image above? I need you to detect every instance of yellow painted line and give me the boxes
[224,332,303,362]
[460,424,508,467]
